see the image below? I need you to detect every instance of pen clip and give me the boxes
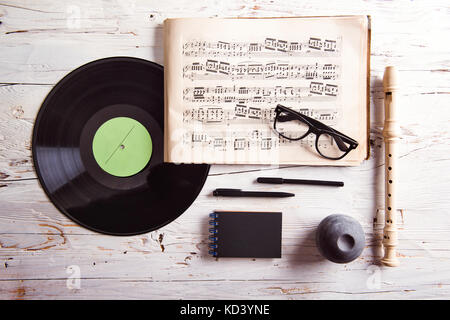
[213,188,241,196]
[214,188,241,192]
[257,177,284,184]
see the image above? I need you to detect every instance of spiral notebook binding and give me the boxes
[209,212,219,257]
[208,250,218,256]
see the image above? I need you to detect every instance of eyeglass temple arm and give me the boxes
[275,106,357,151]
[334,135,350,151]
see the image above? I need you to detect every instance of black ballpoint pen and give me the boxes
[213,188,295,198]
[257,177,344,187]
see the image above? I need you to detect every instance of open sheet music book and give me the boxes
[163,16,370,165]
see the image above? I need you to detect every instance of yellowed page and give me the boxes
[164,16,368,165]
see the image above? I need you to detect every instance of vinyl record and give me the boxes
[32,57,210,236]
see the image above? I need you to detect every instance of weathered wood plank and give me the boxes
[0,1,449,85]
[0,83,449,178]
[1,278,450,300]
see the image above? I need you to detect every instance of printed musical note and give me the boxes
[310,82,325,95]
[308,37,322,50]
[324,84,338,96]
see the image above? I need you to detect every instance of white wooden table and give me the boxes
[1,0,449,299]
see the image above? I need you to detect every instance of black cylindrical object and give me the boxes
[316,214,365,263]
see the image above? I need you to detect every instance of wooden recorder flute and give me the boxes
[381,66,400,267]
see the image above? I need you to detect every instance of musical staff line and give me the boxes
[183,105,339,125]
[183,83,339,104]
[182,37,341,58]
[184,61,339,81]
[184,129,336,152]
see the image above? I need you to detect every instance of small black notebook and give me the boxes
[209,211,282,258]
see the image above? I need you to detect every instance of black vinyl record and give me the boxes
[32,57,210,236]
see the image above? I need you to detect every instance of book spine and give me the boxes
[208,212,219,257]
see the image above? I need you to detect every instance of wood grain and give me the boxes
[1,0,450,299]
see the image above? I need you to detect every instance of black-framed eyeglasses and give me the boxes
[274,104,358,160]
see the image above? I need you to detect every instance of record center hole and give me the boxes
[337,234,355,252]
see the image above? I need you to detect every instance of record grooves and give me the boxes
[32,57,209,235]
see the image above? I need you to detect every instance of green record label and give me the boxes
[92,117,152,177]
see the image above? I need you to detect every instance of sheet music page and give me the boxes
[164,16,368,165]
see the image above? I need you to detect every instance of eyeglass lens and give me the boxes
[275,110,310,140]
[275,108,351,159]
